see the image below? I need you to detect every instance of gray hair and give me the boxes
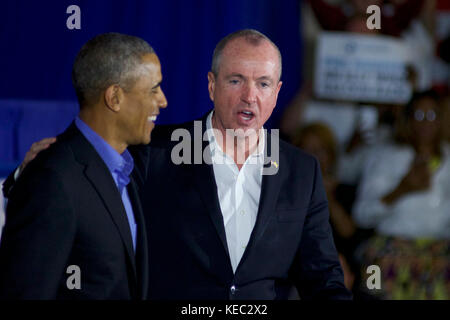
[210,29,282,80]
[72,32,155,107]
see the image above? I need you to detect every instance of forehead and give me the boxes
[133,53,162,87]
[414,97,438,110]
[140,53,161,75]
[219,38,279,76]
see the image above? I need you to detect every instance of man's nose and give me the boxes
[241,83,257,104]
[159,89,168,109]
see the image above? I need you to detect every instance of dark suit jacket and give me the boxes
[0,124,148,299]
[134,112,351,300]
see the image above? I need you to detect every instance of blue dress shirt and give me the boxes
[75,117,137,252]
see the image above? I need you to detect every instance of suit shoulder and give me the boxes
[278,137,317,168]
[23,138,78,177]
[150,120,194,147]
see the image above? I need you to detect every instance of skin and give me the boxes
[79,53,167,154]
[19,53,167,168]
[409,97,440,155]
[207,37,282,169]
[382,98,441,205]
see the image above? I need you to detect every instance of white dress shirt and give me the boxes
[206,111,265,273]
[353,142,450,239]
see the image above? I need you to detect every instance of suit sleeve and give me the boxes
[0,168,76,299]
[291,158,352,300]
[1,166,20,199]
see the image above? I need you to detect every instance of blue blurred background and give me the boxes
[0,0,303,176]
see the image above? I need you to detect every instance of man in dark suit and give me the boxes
[6,29,350,300]
[138,29,351,299]
[0,33,167,299]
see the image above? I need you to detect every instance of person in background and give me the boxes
[293,122,375,299]
[309,0,425,37]
[352,90,450,299]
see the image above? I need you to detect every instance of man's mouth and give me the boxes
[238,110,254,121]
[148,115,157,122]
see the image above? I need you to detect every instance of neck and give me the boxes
[414,142,438,158]
[79,107,127,154]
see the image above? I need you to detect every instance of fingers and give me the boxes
[38,137,57,145]
[20,137,57,172]
[31,137,57,152]
[31,137,56,152]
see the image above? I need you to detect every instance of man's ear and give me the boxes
[207,72,216,102]
[276,80,282,98]
[104,84,123,112]
[271,81,283,113]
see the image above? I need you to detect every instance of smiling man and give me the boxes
[0,33,167,299]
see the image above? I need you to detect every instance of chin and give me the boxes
[136,133,151,146]
[143,135,151,145]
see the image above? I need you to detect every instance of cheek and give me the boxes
[260,96,277,117]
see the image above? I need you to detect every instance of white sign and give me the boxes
[314,32,412,104]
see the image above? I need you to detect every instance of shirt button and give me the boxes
[230,285,236,295]
[240,210,245,215]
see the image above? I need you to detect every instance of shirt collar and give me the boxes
[206,110,265,159]
[75,116,134,179]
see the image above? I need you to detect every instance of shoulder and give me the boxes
[21,128,85,179]
[276,136,318,169]
[150,120,195,148]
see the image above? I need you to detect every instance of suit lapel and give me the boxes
[191,161,230,259]
[127,176,148,299]
[188,114,231,260]
[185,113,286,277]
[69,124,137,282]
[235,132,285,273]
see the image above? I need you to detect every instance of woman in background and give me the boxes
[352,90,450,299]
[294,123,374,299]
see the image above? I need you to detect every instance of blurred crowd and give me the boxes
[281,0,450,299]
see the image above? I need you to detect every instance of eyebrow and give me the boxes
[226,74,273,82]
[226,73,245,80]
[152,80,162,89]
[257,76,273,83]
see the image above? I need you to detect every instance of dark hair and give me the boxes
[72,33,154,107]
[404,90,441,119]
[210,29,282,80]
[293,122,338,173]
[395,90,443,153]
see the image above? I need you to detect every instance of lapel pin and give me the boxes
[271,161,278,168]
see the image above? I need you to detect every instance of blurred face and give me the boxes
[299,133,332,174]
[410,97,440,146]
[346,16,379,34]
[208,38,282,137]
[350,0,382,14]
[120,53,167,145]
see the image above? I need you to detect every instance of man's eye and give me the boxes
[229,79,239,85]
[260,82,269,88]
